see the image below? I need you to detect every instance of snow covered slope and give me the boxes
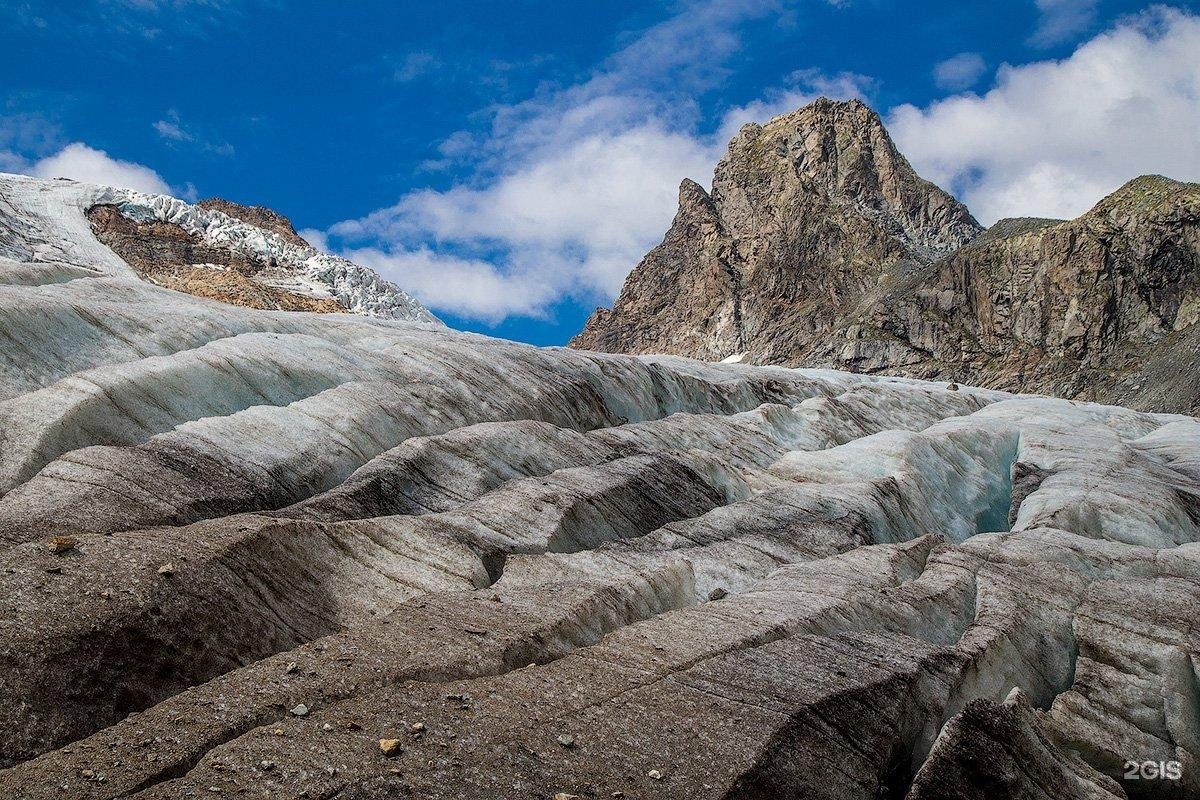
[0,172,439,323]
[1,169,1198,800]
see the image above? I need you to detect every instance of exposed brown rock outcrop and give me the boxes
[572,98,982,364]
[86,204,344,313]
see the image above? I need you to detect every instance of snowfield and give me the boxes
[1,172,1198,800]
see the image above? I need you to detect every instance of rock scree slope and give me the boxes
[571,98,1200,415]
[1,170,1199,799]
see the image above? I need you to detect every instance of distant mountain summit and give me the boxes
[571,99,1200,414]
[571,99,981,362]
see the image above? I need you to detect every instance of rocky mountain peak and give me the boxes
[571,102,1200,414]
[714,97,982,261]
[572,98,984,364]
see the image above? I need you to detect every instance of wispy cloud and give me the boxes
[323,0,870,323]
[4,0,258,40]
[0,112,62,171]
[933,52,987,91]
[153,119,189,141]
[1030,0,1098,47]
[391,51,441,83]
[890,6,1200,224]
[152,110,234,156]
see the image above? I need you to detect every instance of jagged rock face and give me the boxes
[86,204,347,313]
[2,172,1200,800]
[572,98,982,363]
[832,175,1200,412]
[195,197,312,248]
[571,100,1200,415]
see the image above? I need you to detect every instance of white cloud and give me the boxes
[333,126,715,302]
[343,246,571,323]
[325,0,873,323]
[29,143,172,194]
[715,69,869,146]
[1031,0,1099,47]
[296,227,329,252]
[888,7,1200,224]
[933,52,987,91]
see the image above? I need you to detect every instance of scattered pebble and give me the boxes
[290,704,309,717]
[707,587,728,601]
[648,769,664,781]
[48,536,77,555]
[157,563,175,576]
[379,738,404,757]
[556,734,576,749]
[259,760,275,771]
[285,661,298,674]
[947,382,959,391]
[410,721,425,733]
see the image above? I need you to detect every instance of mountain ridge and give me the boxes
[571,99,1200,414]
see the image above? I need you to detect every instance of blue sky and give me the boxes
[3,0,1199,344]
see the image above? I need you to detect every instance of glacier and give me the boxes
[0,172,1197,799]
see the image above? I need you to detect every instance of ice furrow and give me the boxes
[0,568,695,799]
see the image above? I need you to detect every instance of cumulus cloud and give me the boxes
[933,52,987,91]
[325,3,1199,325]
[332,126,715,300]
[29,143,172,194]
[325,0,872,322]
[2,111,181,195]
[342,247,572,323]
[889,7,1200,224]
[1031,0,1098,47]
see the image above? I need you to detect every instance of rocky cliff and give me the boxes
[571,99,1200,414]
